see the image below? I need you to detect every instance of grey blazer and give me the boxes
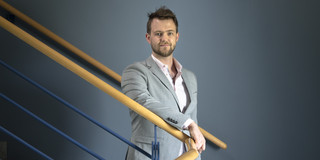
[121,56,200,160]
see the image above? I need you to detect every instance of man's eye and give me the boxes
[168,32,173,36]
[155,33,162,36]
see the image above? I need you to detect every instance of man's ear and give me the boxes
[146,33,151,44]
[176,32,180,42]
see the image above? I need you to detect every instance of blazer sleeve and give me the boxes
[121,62,190,130]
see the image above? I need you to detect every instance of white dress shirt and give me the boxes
[151,54,193,155]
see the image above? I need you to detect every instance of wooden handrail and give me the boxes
[0,0,227,150]
[200,127,227,149]
[176,138,199,160]
[0,0,121,83]
[176,149,199,160]
[0,16,197,159]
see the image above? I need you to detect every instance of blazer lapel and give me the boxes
[145,57,180,107]
[181,69,194,113]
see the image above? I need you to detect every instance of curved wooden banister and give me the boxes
[175,138,199,160]
[0,0,227,151]
[176,149,198,160]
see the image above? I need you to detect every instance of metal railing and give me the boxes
[0,93,105,160]
[0,59,152,159]
[0,125,53,160]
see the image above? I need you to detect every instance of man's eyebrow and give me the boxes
[153,29,175,33]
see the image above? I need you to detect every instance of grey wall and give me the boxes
[1,0,319,159]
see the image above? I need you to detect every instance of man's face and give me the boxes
[146,18,179,57]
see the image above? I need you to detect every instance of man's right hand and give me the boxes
[188,121,206,153]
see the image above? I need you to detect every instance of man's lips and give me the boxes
[160,44,170,47]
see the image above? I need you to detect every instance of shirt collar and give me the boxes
[151,54,183,74]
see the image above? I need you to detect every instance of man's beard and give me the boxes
[151,42,176,57]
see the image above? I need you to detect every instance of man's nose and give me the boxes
[160,34,169,42]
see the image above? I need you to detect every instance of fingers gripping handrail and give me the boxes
[0,16,198,159]
[0,0,121,83]
[0,1,227,150]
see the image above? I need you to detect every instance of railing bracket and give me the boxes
[152,125,160,160]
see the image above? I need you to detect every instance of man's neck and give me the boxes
[152,53,177,77]
[152,53,174,68]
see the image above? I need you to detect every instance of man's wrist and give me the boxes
[182,119,194,130]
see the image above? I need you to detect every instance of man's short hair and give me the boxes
[147,6,178,34]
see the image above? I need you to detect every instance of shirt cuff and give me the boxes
[182,118,194,130]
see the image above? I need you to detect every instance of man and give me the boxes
[121,6,205,160]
